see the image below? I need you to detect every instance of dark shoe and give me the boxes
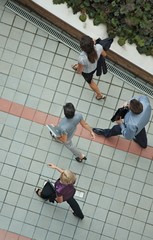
[92,128,106,136]
[75,156,87,163]
[133,138,147,148]
[73,212,84,220]
[35,188,42,197]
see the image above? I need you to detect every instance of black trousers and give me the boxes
[67,197,84,219]
[98,126,147,148]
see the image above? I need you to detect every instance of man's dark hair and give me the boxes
[130,99,143,114]
[63,103,75,119]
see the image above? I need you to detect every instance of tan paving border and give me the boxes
[16,0,153,85]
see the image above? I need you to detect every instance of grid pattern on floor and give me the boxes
[0,0,153,240]
[5,0,153,98]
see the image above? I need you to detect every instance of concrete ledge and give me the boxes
[15,0,153,85]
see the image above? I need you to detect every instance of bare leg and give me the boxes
[89,80,103,98]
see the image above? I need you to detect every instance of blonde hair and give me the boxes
[60,170,76,185]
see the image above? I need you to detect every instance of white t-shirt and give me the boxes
[78,44,103,73]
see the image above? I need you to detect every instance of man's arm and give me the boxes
[56,133,67,143]
[80,119,95,139]
[116,118,137,140]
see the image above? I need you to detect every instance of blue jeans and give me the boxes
[96,126,147,148]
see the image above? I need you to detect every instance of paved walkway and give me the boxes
[0,0,153,240]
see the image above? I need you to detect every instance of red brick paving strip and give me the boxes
[0,229,31,240]
[0,98,152,160]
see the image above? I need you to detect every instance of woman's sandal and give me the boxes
[96,95,106,100]
[35,188,42,197]
[75,156,87,163]
[71,64,78,71]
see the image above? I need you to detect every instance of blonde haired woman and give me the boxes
[35,163,84,219]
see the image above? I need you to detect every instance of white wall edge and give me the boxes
[33,0,153,76]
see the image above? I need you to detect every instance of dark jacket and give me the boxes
[96,37,113,76]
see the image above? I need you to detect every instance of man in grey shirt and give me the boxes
[53,103,95,162]
[93,95,151,148]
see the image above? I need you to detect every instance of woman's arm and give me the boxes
[76,63,84,74]
[48,163,64,173]
[55,195,63,203]
[101,50,107,57]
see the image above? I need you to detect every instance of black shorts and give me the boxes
[82,69,96,83]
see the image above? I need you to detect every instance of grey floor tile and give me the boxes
[114,187,127,202]
[53,54,66,68]
[61,222,76,238]
[114,228,129,240]
[1,204,15,218]
[13,207,27,221]
[128,232,141,240]
[57,43,69,57]
[5,192,19,206]
[110,200,124,213]
[0,22,11,36]
[14,129,28,143]
[2,125,16,140]
[74,227,88,240]
[6,38,19,52]
[2,49,15,63]
[0,35,7,47]
[41,88,54,102]
[17,42,31,56]
[118,215,133,230]
[33,227,48,240]
[9,27,23,41]
[29,46,43,60]
[121,164,135,178]
[105,172,119,186]
[102,223,116,238]
[142,184,153,198]
[25,211,39,225]
[130,180,144,194]
[86,192,99,205]
[131,219,145,234]
[126,192,140,206]
[46,231,60,240]
[10,65,23,79]
[25,58,39,71]
[102,184,116,198]
[17,195,31,209]
[0,215,11,230]
[13,54,27,68]
[37,61,50,75]
[20,223,35,238]
[1,164,15,178]
[9,180,23,194]
[0,176,11,190]
[106,211,120,226]
[0,60,11,74]
[6,76,20,89]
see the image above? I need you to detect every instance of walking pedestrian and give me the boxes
[50,102,95,162]
[35,163,84,219]
[93,95,151,148]
[73,35,106,100]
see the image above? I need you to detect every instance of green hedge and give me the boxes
[53,0,153,56]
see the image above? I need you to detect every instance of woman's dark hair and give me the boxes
[80,35,97,63]
[130,99,143,114]
[63,103,75,119]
